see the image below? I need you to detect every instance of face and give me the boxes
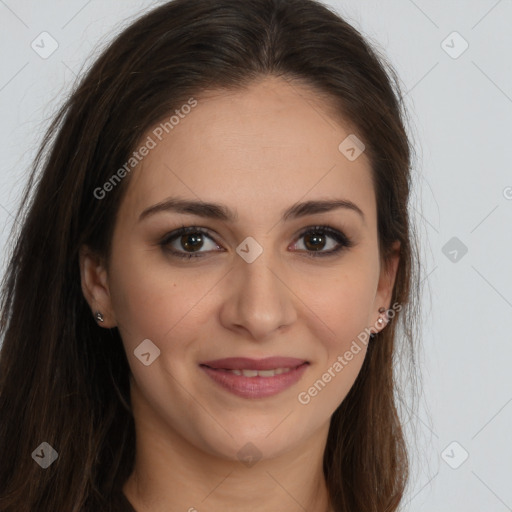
[80,76,399,462]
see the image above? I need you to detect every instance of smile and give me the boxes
[199,357,309,399]
[219,367,293,377]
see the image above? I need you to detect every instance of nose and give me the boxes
[219,246,297,341]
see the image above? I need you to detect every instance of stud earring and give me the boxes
[95,311,104,323]
[377,306,386,324]
[370,307,388,339]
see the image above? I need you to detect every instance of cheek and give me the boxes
[296,275,372,416]
[299,267,377,347]
[107,246,211,351]
[292,263,376,408]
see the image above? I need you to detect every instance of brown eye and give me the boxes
[159,224,354,261]
[303,232,327,251]
[180,232,205,252]
[160,226,222,259]
[292,225,354,258]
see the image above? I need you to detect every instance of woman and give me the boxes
[0,0,422,510]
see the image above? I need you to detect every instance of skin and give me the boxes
[80,75,399,512]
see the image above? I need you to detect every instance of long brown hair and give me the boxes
[0,0,422,510]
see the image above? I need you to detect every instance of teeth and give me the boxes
[224,367,293,377]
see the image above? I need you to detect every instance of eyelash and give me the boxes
[158,224,354,260]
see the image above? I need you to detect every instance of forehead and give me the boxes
[119,76,376,227]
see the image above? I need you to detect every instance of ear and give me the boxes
[79,245,116,327]
[372,240,400,333]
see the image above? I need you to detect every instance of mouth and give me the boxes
[199,357,310,399]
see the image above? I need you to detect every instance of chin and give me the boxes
[191,413,313,464]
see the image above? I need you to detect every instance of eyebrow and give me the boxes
[138,196,365,224]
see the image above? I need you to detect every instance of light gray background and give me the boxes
[1,1,511,511]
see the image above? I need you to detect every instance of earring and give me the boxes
[371,307,387,339]
[95,311,104,323]
[377,306,386,324]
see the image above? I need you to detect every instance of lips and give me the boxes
[200,357,307,371]
[199,357,309,399]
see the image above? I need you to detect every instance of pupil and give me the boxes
[305,232,325,251]
[182,233,203,252]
